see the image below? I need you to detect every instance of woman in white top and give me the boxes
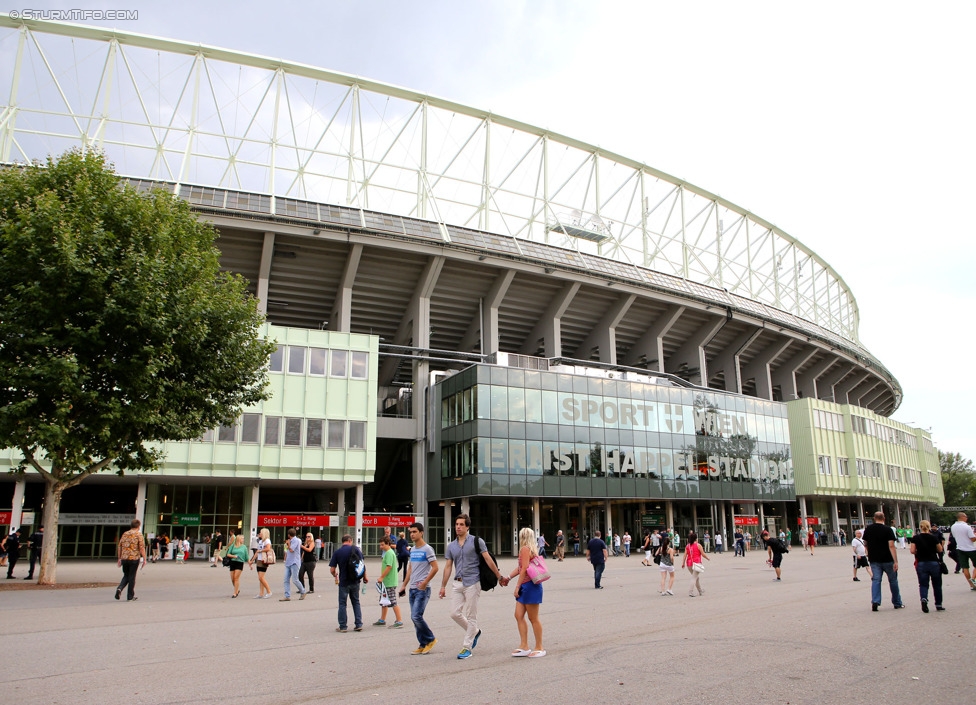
[248,528,274,598]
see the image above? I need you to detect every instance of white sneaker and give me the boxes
[666,590,674,595]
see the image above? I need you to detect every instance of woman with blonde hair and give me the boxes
[225,534,250,598]
[248,528,274,598]
[909,520,945,612]
[505,527,545,658]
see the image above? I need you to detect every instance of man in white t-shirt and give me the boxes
[851,529,870,582]
[949,512,976,590]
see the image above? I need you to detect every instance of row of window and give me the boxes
[818,456,928,487]
[850,415,918,450]
[813,409,844,433]
[200,414,366,449]
[269,345,369,378]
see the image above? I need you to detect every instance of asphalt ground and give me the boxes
[1,544,973,705]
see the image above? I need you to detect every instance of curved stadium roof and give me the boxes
[0,17,901,413]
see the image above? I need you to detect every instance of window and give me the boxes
[306,419,323,447]
[837,457,850,476]
[288,346,306,374]
[330,350,347,377]
[817,455,832,475]
[309,347,327,375]
[327,420,345,448]
[241,413,261,443]
[887,464,901,482]
[284,418,303,446]
[348,421,366,449]
[814,410,844,432]
[928,471,938,487]
[264,416,281,445]
[217,424,237,442]
[269,345,284,372]
[350,351,368,378]
[199,428,214,442]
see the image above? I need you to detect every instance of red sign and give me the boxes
[734,516,759,525]
[258,514,337,528]
[0,511,10,525]
[347,515,416,528]
[797,517,821,526]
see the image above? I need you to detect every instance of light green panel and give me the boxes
[787,398,942,504]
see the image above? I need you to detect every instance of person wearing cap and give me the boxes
[2,528,21,578]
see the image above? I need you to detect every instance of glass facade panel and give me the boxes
[288,346,306,374]
[284,418,302,446]
[330,350,347,377]
[309,347,327,375]
[350,351,368,378]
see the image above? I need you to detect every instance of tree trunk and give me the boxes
[36,481,63,585]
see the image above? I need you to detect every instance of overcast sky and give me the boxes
[18,1,976,462]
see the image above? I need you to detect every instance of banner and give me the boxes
[797,517,821,525]
[258,515,340,528]
[734,516,759,525]
[347,515,416,528]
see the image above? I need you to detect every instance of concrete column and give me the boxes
[742,338,793,401]
[857,500,865,530]
[520,281,580,358]
[572,294,636,365]
[10,479,26,530]
[255,232,275,316]
[665,501,674,532]
[710,329,762,394]
[248,485,260,544]
[354,483,364,547]
[144,484,160,537]
[691,502,698,534]
[443,502,452,548]
[134,479,148,527]
[460,269,515,355]
[665,317,726,386]
[532,498,541,535]
[799,496,808,531]
[830,499,840,544]
[771,346,818,401]
[329,243,363,332]
[460,497,470,516]
[758,503,765,533]
[622,304,686,371]
[894,503,902,527]
[795,356,836,400]
[511,499,519,557]
[493,502,502,554]
[817,363,855,402]
[336,488,345,518]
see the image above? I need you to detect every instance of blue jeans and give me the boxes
[408,587,434,645]
[338,581,362,629]
[593,562,605,588]
[283,563,305,598]
[869,561,903,606]
[915,561,943,606]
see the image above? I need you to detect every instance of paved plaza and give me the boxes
[1,544,972,705]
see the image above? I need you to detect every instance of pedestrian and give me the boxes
[766,530,788,581]
[209,530,223,568]
[248,528,274,599]
[438,513,505,660]
[3,528,22,579]
[807,528,816,556]
[909,520,945,612]
[714,531,723,554]
[314,534,323,560]
[682,531,710,596]
[585,530,608,589]
[149,535,160,563]
[702,531,710,553]
[623,531,632,557]
[279,528,307,602]
[399,522,439,654]
[658,536,676,595]
[851,529,871,581]
[641,531,652,566]
[839,528,847,546]
[537,532,549,559]
[114,519,146,601]
[374,534,404,629]
[396,531,410,581]
[554,530,566,562]
[225,533,249,598]
[862,511,903,611]
[0,531,7,569]
[572,531,580,557]
[25,525,43,580]
[948,512,976,590]
[299,531,317,594]
[329,534,368,632]
[506,527,545,658]
[733,529,744,557]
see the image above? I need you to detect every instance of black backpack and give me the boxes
[469,533,500,591]
[345,545,366,583]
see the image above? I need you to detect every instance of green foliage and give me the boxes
[0,149,275,481]
[932,450,976,525]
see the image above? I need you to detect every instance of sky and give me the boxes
[12,1,976,462]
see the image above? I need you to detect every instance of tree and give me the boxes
[0,150,276,584]
[932,450,976,526]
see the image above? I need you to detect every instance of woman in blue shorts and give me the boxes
[507,527,545,658]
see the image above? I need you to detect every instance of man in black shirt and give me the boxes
[26,526,43,580]
[2,528,21,579]
[862,511,903,612]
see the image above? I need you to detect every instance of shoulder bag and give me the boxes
[526,555,550,584]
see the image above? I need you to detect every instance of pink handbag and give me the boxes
[526,555,550,584]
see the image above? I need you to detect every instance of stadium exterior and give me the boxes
[0,19,942,557]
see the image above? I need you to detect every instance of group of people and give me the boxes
[325,516,546,659]
[1,525,44,580]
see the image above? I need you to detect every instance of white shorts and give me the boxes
[659,563,674,573]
